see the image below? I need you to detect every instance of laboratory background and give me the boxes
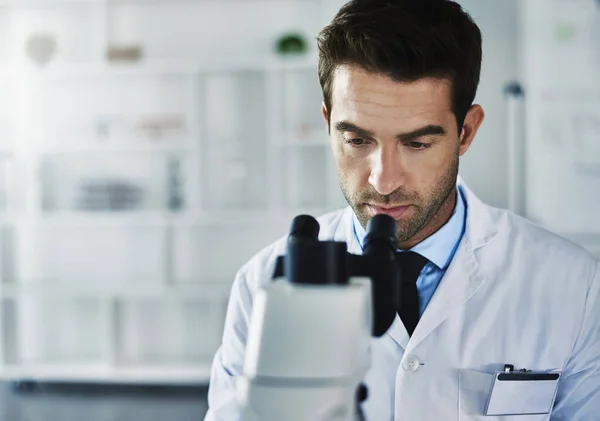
[0,0,598,419]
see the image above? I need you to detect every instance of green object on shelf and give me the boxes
[555,23,576,44]
[276,33,308,55]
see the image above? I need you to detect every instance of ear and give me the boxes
[321,102,330,133]
[458,104,485,156]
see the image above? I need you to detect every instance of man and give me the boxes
[205,0,600,419]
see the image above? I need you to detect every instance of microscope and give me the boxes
[236,214,401,421]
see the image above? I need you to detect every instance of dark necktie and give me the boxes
[396,251,428,336]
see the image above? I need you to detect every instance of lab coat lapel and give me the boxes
[405,180,500,353]
[386,315,410,350]
[383,236,486,352]
[405,236,484,352]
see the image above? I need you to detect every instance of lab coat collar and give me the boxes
[456,175,500,251]
[400,231,486,352]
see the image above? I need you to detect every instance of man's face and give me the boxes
[323,65,483,248]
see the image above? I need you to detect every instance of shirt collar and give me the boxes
[352,187,466,270]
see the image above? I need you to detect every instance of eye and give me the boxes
[345,138,371,147]
[407,141,431,150]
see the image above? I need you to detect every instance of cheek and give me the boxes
[405,146,456,187]
[422,140,457,170]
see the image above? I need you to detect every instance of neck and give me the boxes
[397,188,457,250]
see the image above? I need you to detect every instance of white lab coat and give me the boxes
[205,180,600,421]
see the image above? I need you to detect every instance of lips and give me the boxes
[367,204,410,219]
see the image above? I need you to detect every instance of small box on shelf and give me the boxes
[1,362,115,384]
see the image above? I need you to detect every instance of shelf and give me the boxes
[34,142,196,155]
[0,363,212,384]
[19,212,188,227]
[0,0,105,6]
[15,208,332,227]
[26,55,318,78]
[0,0,324,8]
[0,282,231,299]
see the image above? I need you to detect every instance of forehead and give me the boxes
[329,65,453,127]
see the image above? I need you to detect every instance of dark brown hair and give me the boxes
[317,0,482,131]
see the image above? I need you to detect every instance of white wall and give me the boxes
[457,0,519,209]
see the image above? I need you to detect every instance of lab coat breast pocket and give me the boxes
[458,369,550,421]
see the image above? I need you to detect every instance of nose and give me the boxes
[368,145,407,196]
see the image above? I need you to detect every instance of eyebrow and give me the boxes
[334,121,447,142]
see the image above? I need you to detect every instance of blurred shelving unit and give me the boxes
[517,0,600,260]
[0,0,347,384]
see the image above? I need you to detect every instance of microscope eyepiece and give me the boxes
[288,215,320,242]
[363,214,397,255]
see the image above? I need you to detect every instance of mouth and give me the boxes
[366,204,411,219]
